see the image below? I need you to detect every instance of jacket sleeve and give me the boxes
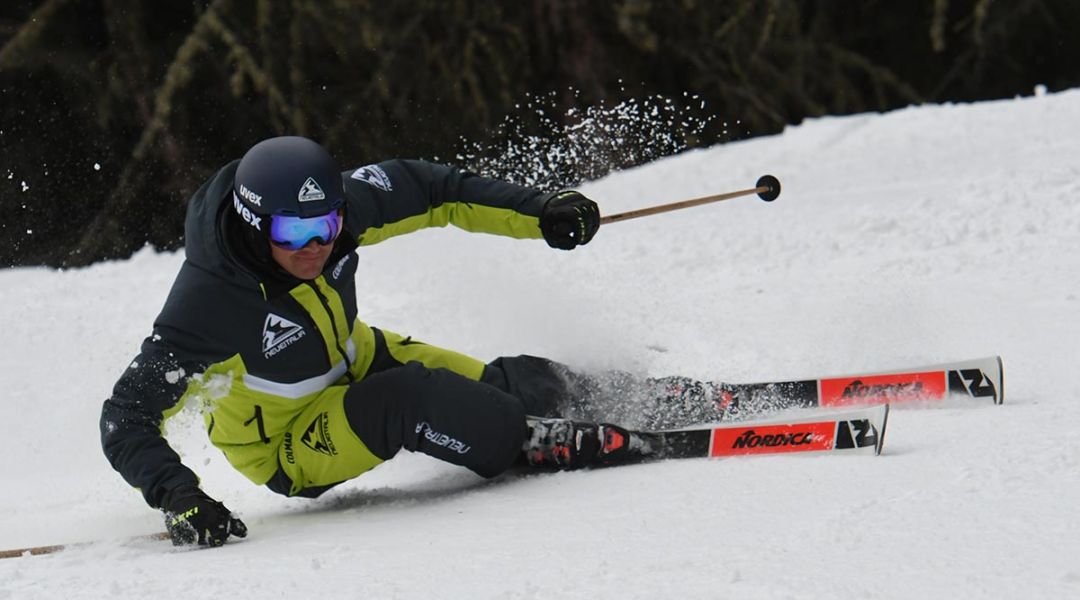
[343,160,549,246]
[100,329,207,508]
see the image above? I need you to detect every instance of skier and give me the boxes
[100,136,724,549]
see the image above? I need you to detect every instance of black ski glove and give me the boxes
[539,190,600,250]
[161,486,248,548]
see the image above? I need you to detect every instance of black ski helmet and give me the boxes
[232,136,345,233]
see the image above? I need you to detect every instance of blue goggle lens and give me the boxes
[269,210,343,251]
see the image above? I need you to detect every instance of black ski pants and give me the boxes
[266,327,568,498]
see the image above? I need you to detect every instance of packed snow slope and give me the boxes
[2,89,1078,600]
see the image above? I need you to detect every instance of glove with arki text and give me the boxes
[539,190,600,250]
[161,486,248,547]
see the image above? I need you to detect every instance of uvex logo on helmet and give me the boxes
[233,193,262,230]
[238,184,262,206]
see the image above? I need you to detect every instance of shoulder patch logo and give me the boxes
[298,177,326,202]
[350,164,393,192]
[262,313,306,358]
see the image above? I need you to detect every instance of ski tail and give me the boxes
[722,355,1003,419]
[655,404,890,459]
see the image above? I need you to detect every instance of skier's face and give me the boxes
[270,236,335,280]
[266,209,343,280]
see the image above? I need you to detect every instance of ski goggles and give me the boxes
[268,209,343,251]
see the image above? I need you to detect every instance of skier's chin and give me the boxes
[289,259,327,280]
[271,244,332,280]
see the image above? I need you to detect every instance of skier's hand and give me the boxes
[161,486,247,548]
[540,190,599,250]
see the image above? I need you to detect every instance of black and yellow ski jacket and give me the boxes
[100,159,548,508]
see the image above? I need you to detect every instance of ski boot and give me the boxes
[523,417,656,469]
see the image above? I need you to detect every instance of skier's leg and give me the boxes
[266,362,528,498]
[342,361,527,478]
[349,331,655,469]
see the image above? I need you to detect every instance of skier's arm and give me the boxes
[99,333,204,509]
[343,160,597,248]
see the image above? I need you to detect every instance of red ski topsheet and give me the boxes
[818,370,947,407]
[709,421,837,457]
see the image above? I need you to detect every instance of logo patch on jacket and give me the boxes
[350,164,393,191]
[263,313,306,358]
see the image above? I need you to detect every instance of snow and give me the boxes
[3,90,1080,599]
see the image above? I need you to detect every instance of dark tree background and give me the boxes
[0,0,1075,267]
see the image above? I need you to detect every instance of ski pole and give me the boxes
[0,531,171,559]
[599,174,781,225]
